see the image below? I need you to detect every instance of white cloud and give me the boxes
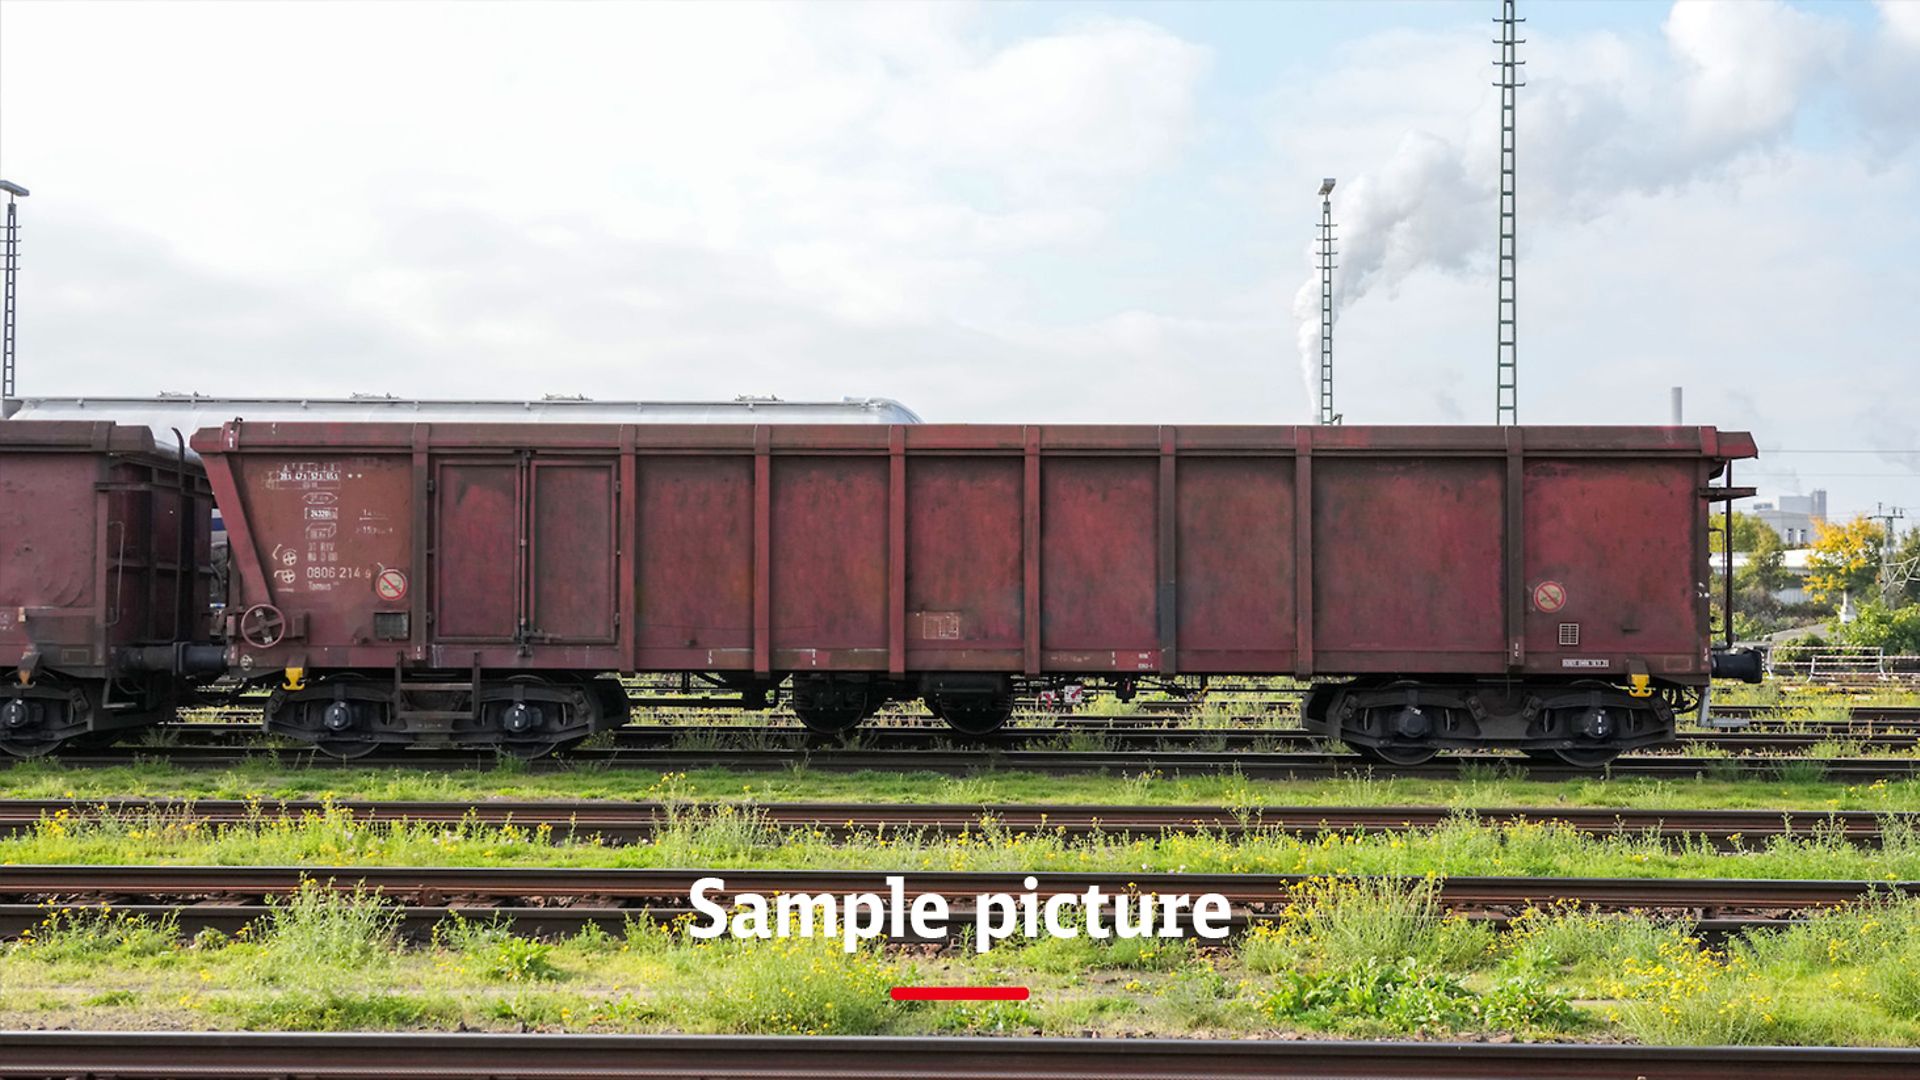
[878,19,1208,185]
[1666,0,1842,145]
[1282,0,1910,410]
[1,2,1210,372]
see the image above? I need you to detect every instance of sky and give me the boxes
[0,0,1915,520]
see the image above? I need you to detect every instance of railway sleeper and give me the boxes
[1304,680,1676,769]
[264,673,627,758]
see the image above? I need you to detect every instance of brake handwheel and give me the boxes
[239,604,287,648]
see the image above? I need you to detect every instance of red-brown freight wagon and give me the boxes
[193,422,1758,764]
[1,421,223,757]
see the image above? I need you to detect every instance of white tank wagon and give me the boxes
[2,394,923,437]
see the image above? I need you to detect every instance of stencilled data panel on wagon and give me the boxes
[245,456,411,599]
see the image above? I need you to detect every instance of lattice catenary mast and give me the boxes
[1493,1,1524,425]
[0,180,26,404]
[1870,503,1908,600]
[1317,178,1339,425]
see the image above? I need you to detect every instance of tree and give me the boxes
[1835,602,1920,655]
[1728,511,1776,553]
[1805,517,1887,605]
[1735,524,1791,594]
[1708,511,1777,557]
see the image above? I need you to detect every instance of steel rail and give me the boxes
[2,864,1910,910]
[135,721,1920,753]
[2,1030,1917,1079]
[1,798,1904,844]
[15,745,1920,780]
[0,902,1798,943]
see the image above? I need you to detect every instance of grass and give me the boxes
[9,877,1920,1043]
[15,759,1920,814]
[7,677,1916,1041]
[10,802,1920,883]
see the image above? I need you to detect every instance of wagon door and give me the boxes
[527,459,617,644]
[433,460,521,643]
[432,454,618,648]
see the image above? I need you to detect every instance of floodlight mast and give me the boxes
[1,180,27,405]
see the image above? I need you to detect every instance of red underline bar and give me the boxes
[890,986,1030,1002]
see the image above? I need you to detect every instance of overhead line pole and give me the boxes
[1317,178,1339,425]
[1493,1,1523,425]
[0,180,27,406]
[1870,503,1908,601]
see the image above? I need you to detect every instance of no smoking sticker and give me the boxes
[375,568,409,602]
[1532,580,1567,613]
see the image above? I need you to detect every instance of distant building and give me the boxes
[1750,490,1827,548]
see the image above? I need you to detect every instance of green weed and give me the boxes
[434,916,562,983]
[10,906,178,963]
[250,881,399,981]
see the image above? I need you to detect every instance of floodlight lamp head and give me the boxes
[1318,178,1336,197]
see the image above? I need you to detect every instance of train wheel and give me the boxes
[313,738,382,760]
[497,724,587,760]
[791,676,869,736]
[0,735,60,759]
[486,675,598,758]
[1524,747,1620,769]
[1350,742,1439,767]
[794,702,865,737]
[1,682,99,759]
[929,696,1014,737]
[268,675,393,753]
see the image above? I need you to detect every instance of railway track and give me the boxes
[13,743,1920,780]
[3,1032,1915,1080]
[2,798,1904,845]
[9,864,1907,910]
[129,720,1920,754]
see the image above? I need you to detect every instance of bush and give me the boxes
[1241,875,1492,975]
[250,881,399,981]
[1836,602,1920,655]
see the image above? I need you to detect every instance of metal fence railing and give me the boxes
[1762,645,1920,684]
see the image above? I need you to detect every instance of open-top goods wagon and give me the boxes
[195,421,1757,764]
[1,421,222,757]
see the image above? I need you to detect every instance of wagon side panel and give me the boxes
[1039,455,1159,671]
[633,454,755,671]
[1173,455,1296,672]
[214,447,417,667]
[769,455,890,667]
[904,455,1024,671]
[1311,456,1506,672]
[0,450,102,670]
[1523,457,1706,680]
